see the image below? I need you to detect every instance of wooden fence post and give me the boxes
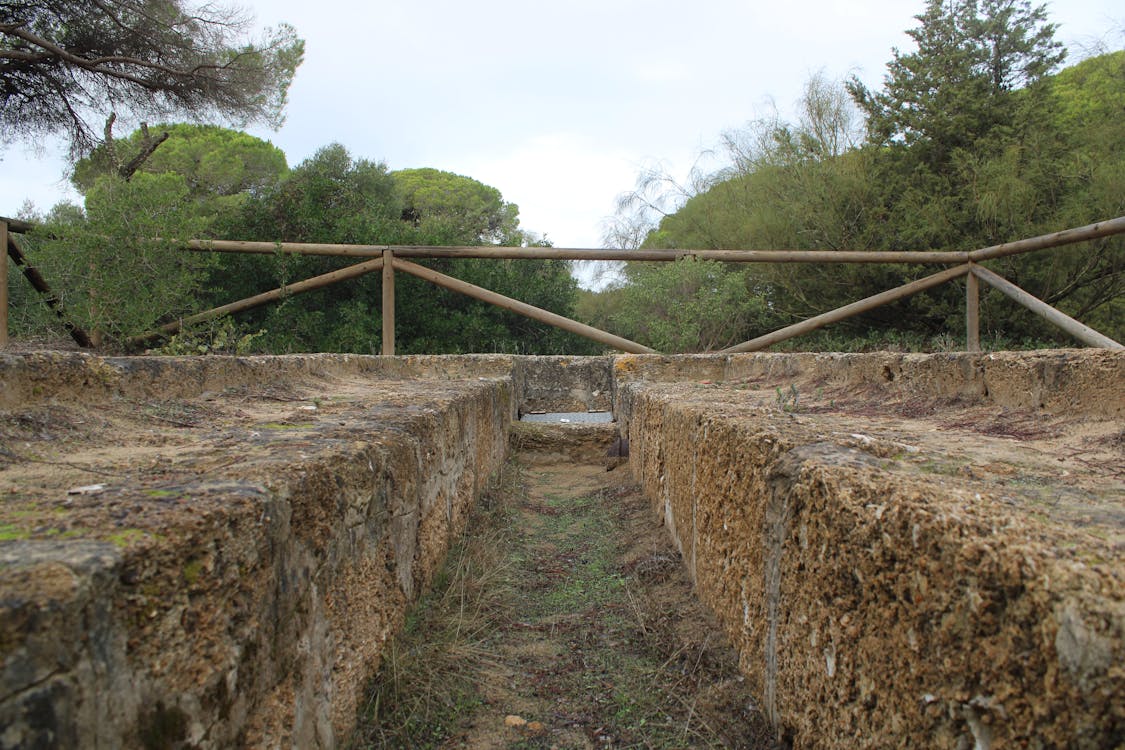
[1,220,8,348]
[382,250,395,355]
[966,266,980,352]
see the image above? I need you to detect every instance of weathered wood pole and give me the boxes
[968,216,1125,262]
[391,257,657,354]
[187,238,971,264]
[966,267,981,352]
[130,256,385,343]
[721,264,972,353]
[382,250,395,356]
[1,221,8,348]
[971,265,1123,350]
[390,246,973,264]
[173,214,1121,263]
[5,232,94,348]
[187,238,389,259]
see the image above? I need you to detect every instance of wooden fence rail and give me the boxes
[2,216,1123,354]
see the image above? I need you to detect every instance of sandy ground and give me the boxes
[0,375,446,541]
[648,376,1124,548]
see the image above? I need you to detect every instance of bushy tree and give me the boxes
[236,143,400,244]
[601,3,1120,351]
[847,0,1065,163]
[72,123,288,200]
[393,168,523,246]
[204,144,400,352]
[1,0,303,154]
[610,259,771,352]
[216,144,591,354]
[18,173,213,342]
[842,2,1118,342]
[68,123,288,241]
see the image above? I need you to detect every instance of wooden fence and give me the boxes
[2,215,1123,353]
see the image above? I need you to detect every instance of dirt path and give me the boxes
[351,456,776,749]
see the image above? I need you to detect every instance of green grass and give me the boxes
[105,528,149,547]
[259,421,315,430]
[0,524,28,541]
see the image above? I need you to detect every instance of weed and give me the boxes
[350,465,521,749]
[775,384,800,413]
[182,557,205,584]
[109,528,148,548]
[150,317,265,356]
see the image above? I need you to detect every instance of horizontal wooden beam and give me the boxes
[391,257,657,354]
[185,238,971,264]
[187,238,390,258]
[176,215,1124,263]
[968,216,1125,262]
[971,265,1123,350]
[721,264,972,353]
[11,211,1125,262]
[390,247,975,263]
[10,214,1113,265]
[0,217,34,234]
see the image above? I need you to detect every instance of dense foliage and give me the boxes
[72,124,289,205]
[10,135,592,355]
[595,0,1122,352]
[211,145,588,354]
[6,0,1120,355]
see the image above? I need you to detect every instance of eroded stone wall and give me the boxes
[2,349,1121,749]
[619,352,1123,748]
[0,355,512,749]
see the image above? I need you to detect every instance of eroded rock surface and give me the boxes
[1,349,1121,748]
[0,354,511,748]
[618,352,1123,748]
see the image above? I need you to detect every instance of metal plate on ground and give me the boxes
[520,411,614,424]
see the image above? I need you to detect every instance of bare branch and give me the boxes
[118,124,170,180]
[103,112,119,169]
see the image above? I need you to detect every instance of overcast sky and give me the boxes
[1,0,1121,255]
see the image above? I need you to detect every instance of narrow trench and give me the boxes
[349,430,777,749]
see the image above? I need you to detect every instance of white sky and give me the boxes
[1,0,1121,255]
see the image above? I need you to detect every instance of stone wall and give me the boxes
[512,356,613,415]
[0,355,512,748]
[617,350,1123,748]
[2,349,1120,748]
[611,349,1125,424]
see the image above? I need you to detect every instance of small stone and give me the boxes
[504,715,527,728]
[67,483,106,495]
